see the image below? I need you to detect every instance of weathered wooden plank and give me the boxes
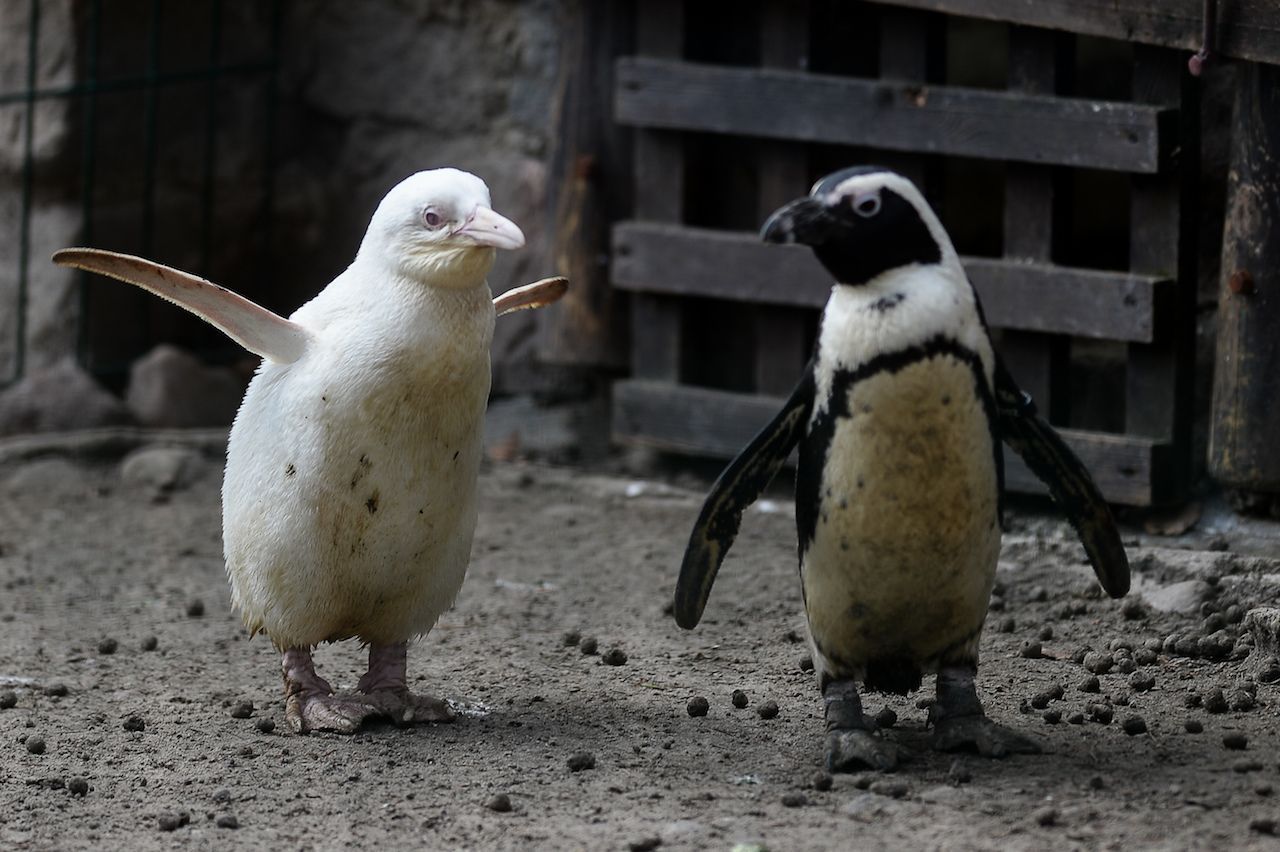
[615,57,1173,173]
[1210,61,1280,491]
[613,379,1166,505]
[611,222,1170,342]
[861,0,1280,67]
[628,0,684,382]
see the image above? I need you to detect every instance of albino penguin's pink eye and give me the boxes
[423,210,442,228]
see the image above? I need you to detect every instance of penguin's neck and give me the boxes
[814,261,993,405]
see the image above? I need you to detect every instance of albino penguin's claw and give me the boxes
[826,728,899,772]
[361,689,455,726]
[930,714,1042,758]
[285,691,376,735]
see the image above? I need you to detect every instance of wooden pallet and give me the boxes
[608,0,1201,506]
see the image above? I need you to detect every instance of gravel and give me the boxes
[486,793,513,812]
[757,700,779,720]
[601,648,627,666]
[1223,732,1248,750]
[97,638,118,655]
[229,701,253,719]
[686,696,709,717]
[122,716,145,732]
[731,689,748,709]
[566,752,596,772]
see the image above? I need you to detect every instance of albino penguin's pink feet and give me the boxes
[356,642,454,726]
[280,644,453,734]
[282,647,376,734]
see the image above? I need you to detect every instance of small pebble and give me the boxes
[601,648,628,666]
[1038,625,1054,641]
[1078,675,1101,694]
[1251,818,1277,836]
[0,690,16,709]
[1115,656,1137,674]
[1088,775,1105,790]
[798,655,814,673]
[140,635,158,652]
[731,689,749,709]
[1121,715,1147,735]
[1129,671,1155,692]
[67,777,89,796]
[1223,732,1248,750]
[687,696,709,717]
[486,793,512,813]
[255,718,275,734]
[97,638,118,655]
[215,814,239,829]
[1071,646,1091,665]
[1088,704,1114,725]
[26,737,46,755]
[1042,709,1062,725]
[1203,689,1229,714]
[1134,648,1158,666]
[998,617,1016,633]
[869,779,908,799]
[186,599,205,617]
[1082,652,1113,675]
[1067,712,1085,725]
[811,771,833,791]
[158,813,183,832]
[757,700,779,720]
[579,636,599,656]
[852,774,874,790]
[561,629,580,647]
[1256,782,1273,797]
[44,683,68,697]
[1030,691,1055,710]
[628,837,662,852]
[229,701,253,719]
[1033,806,1058,827]
[781,792,808,808]
[122,716,145,732]
[566,751,595,772]
[1184,718,1204,734]
[874,707,897,729]
[1233,759,1263,773]
[1019,640,1042,659]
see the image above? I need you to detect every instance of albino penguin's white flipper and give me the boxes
[52,248,310,364]
[493,276,569,317]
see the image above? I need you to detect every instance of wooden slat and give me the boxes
[615,57,1174,173]
[613,379,1167,505]
[861,0,1280,67]
[612,222,1170,343]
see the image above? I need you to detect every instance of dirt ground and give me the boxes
[1,430,1279,851]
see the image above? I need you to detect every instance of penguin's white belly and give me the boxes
[801,353,1000,680]
[222,336,491,649]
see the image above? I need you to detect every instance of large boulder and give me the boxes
[0,357,133,436]
[125,345,246,428]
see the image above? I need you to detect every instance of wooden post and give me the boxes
[1127,45,1198,502]
[538,0,632,368]
[1000,25,1068,421]
[629,0,684,382]
[1209,61,1280,491]
[753,0,810,396]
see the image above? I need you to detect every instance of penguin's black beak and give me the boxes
[760,196,838,246]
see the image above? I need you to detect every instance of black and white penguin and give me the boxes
[674,166,1129,771]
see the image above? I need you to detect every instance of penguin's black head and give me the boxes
[761,166,945,286]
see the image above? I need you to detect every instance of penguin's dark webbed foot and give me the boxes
[822,678,899,772]
[930,714,1041,757]
[929,664,1040,758]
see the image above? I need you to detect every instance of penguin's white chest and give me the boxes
[222,300,494,649]
[801,350,1000,677]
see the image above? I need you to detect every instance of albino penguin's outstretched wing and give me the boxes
[494,276,569,317]
[995,359,1130,598]
[52,248,309,364]
[674,363,816,630]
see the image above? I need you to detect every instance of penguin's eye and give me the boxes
[852,193,882,218]
[422,209,443,229]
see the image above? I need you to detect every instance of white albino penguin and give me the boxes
[54,168,566,733]
[675,166,1128,771]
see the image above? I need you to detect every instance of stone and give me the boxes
[0,358,133,437]
[125,345,245,428]
[120,446,206,495]
[1142,580,1213,615]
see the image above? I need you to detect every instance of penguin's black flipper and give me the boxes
[994,360,1130,598]
[674,363,816,629]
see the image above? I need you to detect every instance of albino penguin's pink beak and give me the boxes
[454,206,525,250]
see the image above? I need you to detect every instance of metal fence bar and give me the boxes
[75,0,104,369]
[199,0,224,277]
[12,0,40,384]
